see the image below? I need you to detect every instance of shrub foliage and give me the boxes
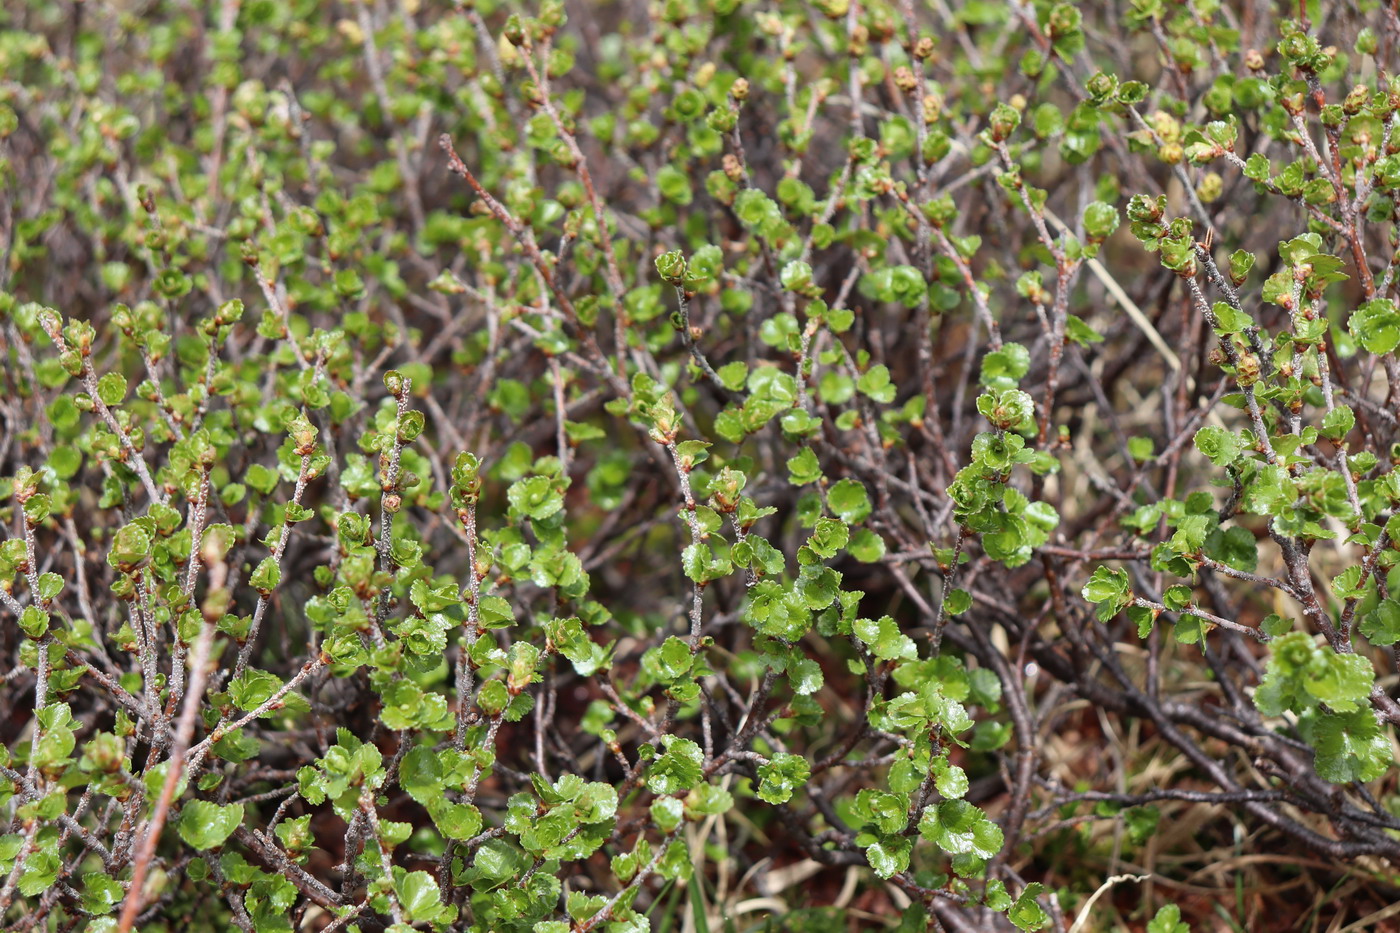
[4,0,1400,930]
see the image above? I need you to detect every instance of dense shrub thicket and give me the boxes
[8,0,1400,929]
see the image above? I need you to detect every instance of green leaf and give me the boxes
[976,388,1034,430]
[19,607,49,639]
[786,447,823,486]
[1331,566,1367,601]
[979,343,1031,387]
[756,753,810,804]
[1321,405,1355,441]
[918,799,1003,859]
[1349,299,1400,354]
[650,796,685,833]
[650,636,694,682]
[16,845,59,897]
[853,616,917,661]
[200,525,237,562]
[788,657,823,695]
[245,464,279,495]
[398,746,443,804]
[249,556,280,595]
[685,783,734,818]
[827,478,871,523]
[681,541,730,584]
[1064,315,1104,346]
[1207,525,1258,574]
[647,737,703,795]
[1126,605,1155,639]
[1256,632,1375,717]
[227,669,282,712]
[863,836,911,879]
[333,268,365,299]
[178,801,244,850]
[716,361,748,392]
[856,365,896,403]
[1082,201,1119,239]
[477,680,509,716]
[1206,300,1248,335]
[96,372,127,406]
[931,754,969,799]
[1299,708,1393,784]
[478,595,515,629]
[807,517,849,559]
[848,528,886,562]
[396,870,450,924]
[1305,650,1374,713]
[657,166,693,206]
[1146,903,1189,933]
[1260,613,1293,638]
[507,475,564,522]
[107,523,151,571]
[22,493,51,524]
[780,260,813,292]
[564,420,606,443]
[984,879,1014,911]
[1362,598,1400,646]
[81,872,124,915]
[378,819,413,847]
[1081,566,1131,621]
[1123,805,1160,845]
[1009,882,1050,931]
[1194,425,1244,467]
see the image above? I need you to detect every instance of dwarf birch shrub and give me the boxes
[4,0,1400,930]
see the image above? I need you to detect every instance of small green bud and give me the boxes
[503,14,525,45]
[988,103,1020,142]
[1344,84,1370,115]
[655,250,687,284]
[1085,71,1117,103]
[1197,172,1223,203]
